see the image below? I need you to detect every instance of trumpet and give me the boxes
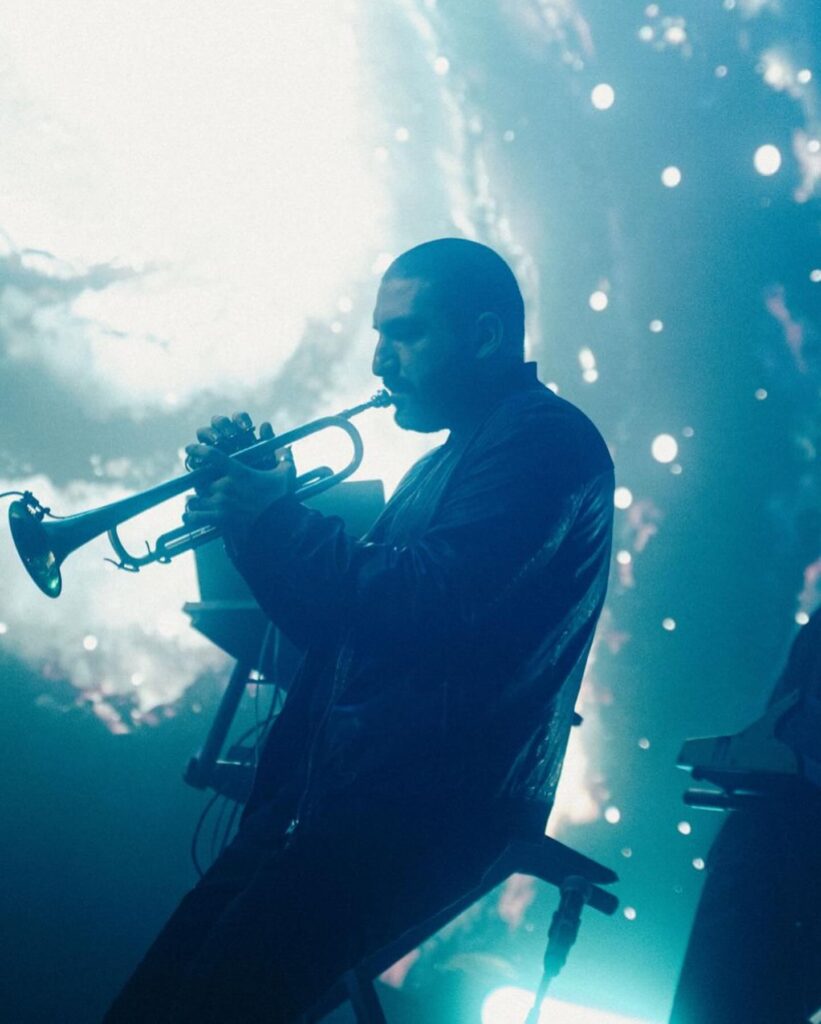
[8,390,392,598]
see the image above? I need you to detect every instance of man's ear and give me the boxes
[474,311,504,360]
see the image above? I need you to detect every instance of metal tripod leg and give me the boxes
[342,969,389,1024]
[184,660,251,789]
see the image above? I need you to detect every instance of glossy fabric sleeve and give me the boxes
[228,409,611,652]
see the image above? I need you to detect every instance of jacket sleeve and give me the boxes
[228,406,612,653]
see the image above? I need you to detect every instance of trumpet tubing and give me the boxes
[8,390,392,597]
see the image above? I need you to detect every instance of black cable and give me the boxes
[190,789,222,879]
[210,792,231,864]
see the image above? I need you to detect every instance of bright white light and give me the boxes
[754,144,782,175]
[614,486,633,509]
[810,269,821,283]
[622,847,633,858]
[808,139,820,154]
[83,634,99,651]
[481,987,659,1024]
[0,0,386,413]
[797,68,812,84]
[638,25,654,41]
[638,737,651,750]
[589,290,609,311]
[796,610,810,625]
[652,434,678,463]
[616,550,632,565]
[579,347,596,370]
[645,3,659,15]
[755,388,768,400]
[677,820,692,835]
[662,617,677,631]
[433,55,450,75]
[604,806,621,824]
[394,126,410,143]
[591,83,616,110]
[0,622,7,635]
[371,252,394,275]
[715,65,729,78]
[624,906,637,921]
[661,166,682,188]
[482,987,534,1024]
[649,319,664,333]
[692,857,706,870]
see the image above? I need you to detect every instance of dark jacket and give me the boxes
[230,364,614,835]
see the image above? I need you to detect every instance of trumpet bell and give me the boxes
[9,498,63,597]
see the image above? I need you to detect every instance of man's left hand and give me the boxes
[182,445,295,540]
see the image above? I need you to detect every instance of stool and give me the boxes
[305,835,618,1023]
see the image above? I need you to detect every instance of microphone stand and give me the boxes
[524,875,592,1024]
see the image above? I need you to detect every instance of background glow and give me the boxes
[1,1,819,1021]
[481,988,660,1024]
[0,0,386,411]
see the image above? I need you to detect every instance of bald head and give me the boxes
[382,238,525,359]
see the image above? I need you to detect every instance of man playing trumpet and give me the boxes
[105,238,614,1023]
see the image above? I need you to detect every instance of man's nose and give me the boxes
[372,334,396,377]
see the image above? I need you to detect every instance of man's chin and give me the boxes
[393,404,445,433]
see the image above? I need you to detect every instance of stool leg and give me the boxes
[343,969,389,1024]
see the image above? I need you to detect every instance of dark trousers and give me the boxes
[104,793,507,1024]
[669,800,821,1024]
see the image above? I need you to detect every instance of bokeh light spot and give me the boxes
[661,166,682,188]
[662,617,677,631]
[591,83,616,110]
[651,434,678,462]
[604,805,621,824]
[589,290,609,311]
[614,486,634,509]
[754,144,782,176]
[678,820,692,835]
